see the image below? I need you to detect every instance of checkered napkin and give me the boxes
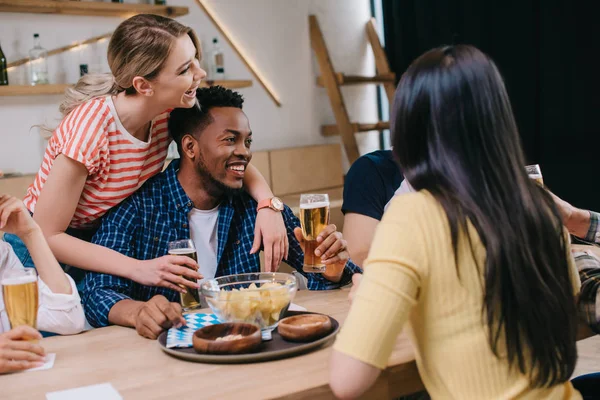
[166,313,222,349]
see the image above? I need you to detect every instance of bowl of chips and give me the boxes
[200,272,297,332]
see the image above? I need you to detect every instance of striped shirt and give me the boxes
[574,210,600,333]
[23,96,171,229]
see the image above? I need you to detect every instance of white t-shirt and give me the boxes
[188,206,219,281]
[0,241,85,335]
[383,179,414,212]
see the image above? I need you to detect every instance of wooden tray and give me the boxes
[157,311,339,364]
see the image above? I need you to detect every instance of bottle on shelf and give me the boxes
[29,34,49,86]
[155,0,167,5]
[79,64,88,77]
[211,38,225,80]
[0,41,8,86]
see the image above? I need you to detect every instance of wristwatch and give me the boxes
[257,197,284,212]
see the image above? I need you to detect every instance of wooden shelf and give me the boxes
[0,80,253,97]
[321,121,390,137]
[202,80,252,89]
[0,0,188,18]
[316,72,395,87]
[0,84,69,96]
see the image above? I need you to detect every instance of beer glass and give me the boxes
[168,239,201,311]
[299,194,330,273]
[1,269,38,329]
[525,164,544,186]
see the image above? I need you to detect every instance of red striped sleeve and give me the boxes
[24,104,171,228]
[60,99,110,175]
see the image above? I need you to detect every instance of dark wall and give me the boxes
[382,0,600,210]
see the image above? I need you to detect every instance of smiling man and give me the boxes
[81,86,361,339]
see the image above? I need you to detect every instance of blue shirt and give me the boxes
[342,150,404,221]
[83,159,362,327]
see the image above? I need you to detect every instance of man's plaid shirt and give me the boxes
[575,211,600,334]
[82,160,362,327]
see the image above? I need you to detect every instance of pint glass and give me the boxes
[525,164,544,186]
[299,194,330,273]
[168,239,201,311]
[1,268,38,329]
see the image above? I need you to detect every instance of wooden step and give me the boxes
[309,14,360,163]
[321,121,390,137]
[366,18,397,105]
[316,72,395,87]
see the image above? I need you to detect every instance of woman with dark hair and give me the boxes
[329,45,582,399]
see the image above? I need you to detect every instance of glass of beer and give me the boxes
[525,164,544,186]
[1,268,39,329]
[299,194,330,273]
[168,239,201,312]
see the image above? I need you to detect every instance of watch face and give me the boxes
[271,197,284,211]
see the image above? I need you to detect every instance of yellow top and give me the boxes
[334,191,582,400]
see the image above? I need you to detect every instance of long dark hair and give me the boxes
[392,45,577,387]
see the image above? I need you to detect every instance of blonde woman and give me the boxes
[5,14,287,294]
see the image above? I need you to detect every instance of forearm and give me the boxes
[301,260,362,290]
[243,163,273,202]
[108,299,143,328]
[347,250,368,269]
[330,350,381,400]
[21,228,71,294]
[322,267,343,283]
[323,259,362,285]
[342,213,379,268]
[45,232,138,279]
[566,208,592,239]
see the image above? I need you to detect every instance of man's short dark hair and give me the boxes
[169,85,244,153]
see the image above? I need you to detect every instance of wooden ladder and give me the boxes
[309,15,395,164]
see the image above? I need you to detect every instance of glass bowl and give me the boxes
[200,272,297,332]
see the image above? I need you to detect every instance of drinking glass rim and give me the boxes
[200,272,297,296]
[1,268,37,284]
[168,239,195,249]
[299,193,330,205]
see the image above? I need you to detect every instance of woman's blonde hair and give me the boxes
[59,14,201,118]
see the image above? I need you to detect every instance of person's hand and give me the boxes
[348,273,363,304]
[251,209,289,272]
[294,225,350,282]
[0,195,39,238]
[572,244,600,261]
[134,295,186,340]
[0,326,45,374]
[294,225,349,264]
[132,256,203,293]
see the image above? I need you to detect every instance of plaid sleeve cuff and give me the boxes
[585,211,600,244]
[338,259,363,287]
[83,289,132,328]
[305,260,363,290]
[574,252,600,334]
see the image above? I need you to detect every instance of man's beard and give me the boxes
[195,155,244,198]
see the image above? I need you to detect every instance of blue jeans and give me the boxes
[4,225,97,291]
[572,373,600,399]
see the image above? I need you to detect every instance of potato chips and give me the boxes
[206,281,293,328]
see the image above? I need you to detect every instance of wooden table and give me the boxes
[1,289,423,400]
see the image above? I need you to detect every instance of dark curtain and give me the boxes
[382,0,600,211]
